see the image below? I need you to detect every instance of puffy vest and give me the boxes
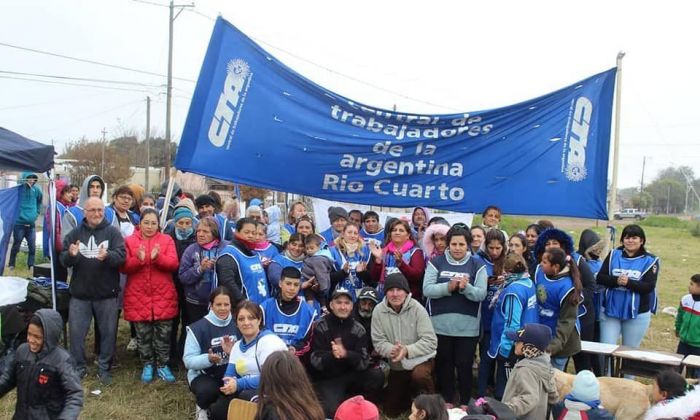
[188,317,240,379]
[604,249,659,320]
[488,277,539,358]
[222,245,269,304]
[535,266,580,336]
[426,254,484,317]
[330,245,371,301]
[260,298,316,346]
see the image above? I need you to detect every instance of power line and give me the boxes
[0,41,196,83]
[0,69,165,88]
[0,75,156,94]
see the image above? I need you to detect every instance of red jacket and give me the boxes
[121,229,180,322]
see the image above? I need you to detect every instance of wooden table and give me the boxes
[612,346,685,378]
[682,355,700,378]
[580,341,619,375]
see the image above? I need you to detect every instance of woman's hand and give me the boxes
[302,276,315,290]
[150,243,160,260]
[221,336,234,356]
[356,261,367,273]
[342,261,350,274]
[220,377,237,395]
[200,257,215,272]
[369,242,383,262]
[392,250,403,264]
[617,274,629,286]
[137,245,146,262]
[208,348,222,364]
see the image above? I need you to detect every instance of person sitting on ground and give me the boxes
[409,394,448,420]
[301,234,334,310]
[333,395,380,420]
[371,273,437,417]
[0,309,83,419]
[645,369,700,420]
[255,350,325,420]
[501,323,558,420]
[310,288,384,418]
[552,370,614,420]
[260,267,316,357]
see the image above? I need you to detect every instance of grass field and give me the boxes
[1,218,698,419]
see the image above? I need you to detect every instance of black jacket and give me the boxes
[0,309,84,419]
[309,311,371,379]
[60,216,126,300]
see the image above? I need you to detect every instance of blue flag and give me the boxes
[0,186,21,275]
[177,17,616,219]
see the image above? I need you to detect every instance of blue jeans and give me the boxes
[69,297,119,373]
[9,223,36,268]
[551,356,569,371]
[599,311,651,348]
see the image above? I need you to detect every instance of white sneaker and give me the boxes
[126,338,137,352]
[195,405,209,420]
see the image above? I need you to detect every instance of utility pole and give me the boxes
[667,184,671,214]
[145,96,151,192]
[640,156,646,194]
[101,128,107,180]
[165,0,194,182]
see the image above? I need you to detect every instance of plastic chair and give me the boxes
[227,398,257,420]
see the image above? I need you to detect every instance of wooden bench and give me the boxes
[580,340,619,376]
[682,355,700,378]
[612,346,685,378]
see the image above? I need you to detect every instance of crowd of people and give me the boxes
[1,172,700,420]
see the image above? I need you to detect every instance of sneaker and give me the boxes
[126,338,138,352]
[157,366,176,383]
[141,363,155,383]
[195,405,209,420]
[97,370,113,386]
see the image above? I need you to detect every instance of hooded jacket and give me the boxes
[264,205,282,245]
[121,229,180,322]
[60,175,106,244]
[644,386,700,420]
[502,352,558,420]
[17,171,43,225]
[0,309,84,420]
[371,295,437,371]
[59,216,126,300]
[421,223,449,261]
[577,229,606,262]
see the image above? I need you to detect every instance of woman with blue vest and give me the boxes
[267,232,306,297]
[423,226,487,408]
[535,247,583,371]
[183,287,240,420]
[280,201,307,244]
[369,219,425,299]
[330,223,373,300]
[596,224,659,349]
[487,253,539,399]
[217,218,270,304]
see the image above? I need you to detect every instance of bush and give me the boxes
[690,222,700,238]
[639,215,689,229]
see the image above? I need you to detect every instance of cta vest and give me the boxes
[535,266,579,336]
[188,317,240,379]
[222,245,269,304]
[360,228,385,247]
[488,278,539,358]
[604,249,659,320]
[330,245,371,301]
[426,254,484,317]
[260,298,316,346]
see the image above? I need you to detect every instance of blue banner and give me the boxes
[177,17,616,219]
[0,186,21,275]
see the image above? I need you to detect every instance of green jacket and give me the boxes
[676,294,700,347]
[17,172,43,225]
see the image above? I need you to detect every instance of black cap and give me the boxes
[505,323,552,352]
[357,287,378,304]
[331,287,353,301]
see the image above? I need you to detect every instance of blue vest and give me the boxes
[68,205,84,226]
[222,245,269,304]
[488,277,539,358]
[535,266,579,336]
[195,214,230,239]
[477,253,501,333]
[426,254,484,317]
[604,249,659,320]
[319,227,338,247]
[188,316,240,379]
[283,223,295,235]
[255,243,280,266]
[330,245,371,301]
[260,297,316,347]
[270,253,304,271]
[360,228,385,247]
[585,259,604,321]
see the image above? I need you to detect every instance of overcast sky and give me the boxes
[2,0,698,189]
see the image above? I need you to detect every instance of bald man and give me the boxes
[60,197,126,385]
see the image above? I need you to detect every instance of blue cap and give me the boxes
[505,323,552,352]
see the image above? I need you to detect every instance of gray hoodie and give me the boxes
[502,352,559,420]
[60,174,106,243]
[0,309,84,419]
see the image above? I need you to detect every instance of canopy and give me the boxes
[0,127,55,173]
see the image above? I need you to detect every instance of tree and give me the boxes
[60,138,133,188]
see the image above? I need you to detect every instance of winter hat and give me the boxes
[384,273,410,294]
[569,370,600,402]
[174,198,197,216]
[194,194,216,209]
[334,395,379,420]
[505,323,552,352]
[173,207,194,224]
[328,206,349,222]
[357,287,379,304]
[249,198,263,208]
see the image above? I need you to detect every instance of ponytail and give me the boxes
[566,255,583,306]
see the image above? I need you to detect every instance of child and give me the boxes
[333,395,380,420]
[676,274,700,379]
[552,370,614,420]
[536,247,582,371]
[0,309,83,419]
[301,234,334,310]
[487,253,539,399]
[502,323,558,420]
[409,394,448,420]
[421,223,450,261]
[645,370,700,420]
[476,229,507,397]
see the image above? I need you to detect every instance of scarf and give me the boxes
[489,272,531,309]
[253,239,271,251]
[380,240,415,283]
[522,343,544,359]
[235,233,257,251]
[386,240,415,255]
[283,249,305,262]
[200,239,220,250]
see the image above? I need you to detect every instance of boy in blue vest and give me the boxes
[260,266,316,358]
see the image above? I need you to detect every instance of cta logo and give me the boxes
[208,59,252,148]
[564,96,592,182]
